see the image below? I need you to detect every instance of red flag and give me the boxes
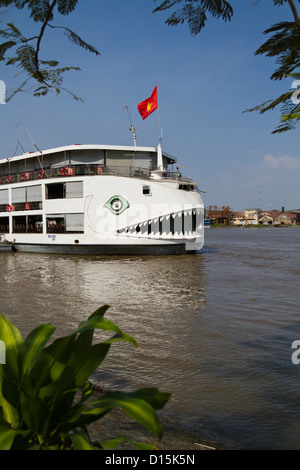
[137,86,158,120]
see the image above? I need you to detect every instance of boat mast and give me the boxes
[129,124,137,147]
[125,105,137,147]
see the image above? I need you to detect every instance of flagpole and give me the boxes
[156,83,162,147]
[156,83,164,171]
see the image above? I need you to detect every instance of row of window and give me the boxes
[0,213,84,234]
[0,181,84,212]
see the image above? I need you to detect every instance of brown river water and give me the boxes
[0,227,299,449]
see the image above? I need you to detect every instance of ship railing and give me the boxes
[0,164,191,185]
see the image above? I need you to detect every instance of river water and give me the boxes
[0,227,299,449]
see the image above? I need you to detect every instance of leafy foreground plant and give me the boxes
[0,306,170,450]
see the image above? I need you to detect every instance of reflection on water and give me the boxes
[0,227,300,449]
[0,253,206,333]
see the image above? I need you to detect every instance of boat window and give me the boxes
[46,181,83,199]
[46,183,64,199]
[46,213,84,233]
[11,185,42,211]
[47,215,65,233]
[12,187,26,203]
[27,215,43,233]
[12,215,43,233]
[143,185,151,195]
[66,213,84,232]
[65,181,83,198]
[0,189,9,212]
[12,216,26,233]
[27,185,42,202]
[0,216,9,233]
[178,184,194,191]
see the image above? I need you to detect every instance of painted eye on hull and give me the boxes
[105,195,130,215]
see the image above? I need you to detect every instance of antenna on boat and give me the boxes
[15,122,45,173]
[124,105,137,147]
[15,122,43,154]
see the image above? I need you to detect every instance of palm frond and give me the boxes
[255,21,300,80]
[15,44,37,75]
[28,0,55,23]
[153,0,181,12]
[153,0,233,35]
[57,0,78,16]
[0,39,16,59]
[63,27,100,55]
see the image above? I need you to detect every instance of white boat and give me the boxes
[0,142,204,255]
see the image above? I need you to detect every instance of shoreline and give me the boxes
[89,407,231,451]
[87,389,232,450]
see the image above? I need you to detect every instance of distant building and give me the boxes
[206,205,299,226]
[206,206,232,225]
[244,209,263,225]
[259,207,299,225]
[232,211,245,226]
[258,214,273,225]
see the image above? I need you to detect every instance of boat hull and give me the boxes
[7,242,189,255]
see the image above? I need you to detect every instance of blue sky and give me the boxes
[0,0,299,211]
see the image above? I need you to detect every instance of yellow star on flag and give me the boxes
[137,86,158,120]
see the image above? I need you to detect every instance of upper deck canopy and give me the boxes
[0,144,177,166]
[0,144,191,186]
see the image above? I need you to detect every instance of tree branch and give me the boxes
[34,0,57,84]
[287,0,300,33]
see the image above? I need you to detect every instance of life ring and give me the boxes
[22,172,29,181]
[6,175,11,183]
[39,169,45,178]
[97,167,103,175]
[61,167,68,176]
[6,204,12,212]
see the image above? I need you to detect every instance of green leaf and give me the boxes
[85,391,166,440]
[79,381,94,403]
[0,308,169,449]
[120,388,171,410]
[75,315,138,348]
[281,112,300,121]
[6,22,23,38]
[63,27,100,55]
[89,305,110,319]
[0,313,23,380]
[20,386,50,436]
[68,430,99,450]
[31,335,77,398]
[0,366,20,428]
[0,40,17,60]
[21,323,56,375]
[0,425,29,451]
[57,0,78,16]
[55,342,110,397]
